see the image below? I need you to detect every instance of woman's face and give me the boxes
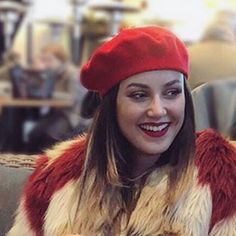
[116,70,185,159]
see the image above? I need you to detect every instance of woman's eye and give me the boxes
[128,91,147,100]
[165,88,182,97]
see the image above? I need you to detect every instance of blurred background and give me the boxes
[3,0,236,65]
[1,0,236,154]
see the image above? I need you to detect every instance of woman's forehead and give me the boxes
[119,70,184,88]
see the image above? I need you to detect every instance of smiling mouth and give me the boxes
[139,123,170,137]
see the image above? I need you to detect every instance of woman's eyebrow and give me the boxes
[164,79,181,87]
[127,83,149,89]
[126,79,181,89]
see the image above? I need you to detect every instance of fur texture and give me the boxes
[7,200,35,236]
[195,129,236,232]
[44,180,81,236]
[7,129,236,236]
[17,136,86,236]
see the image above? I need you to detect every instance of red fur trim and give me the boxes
[195,129,236,231]
[23,137,86,236]
[23,155,48,236]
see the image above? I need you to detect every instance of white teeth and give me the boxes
[140,123,168,132]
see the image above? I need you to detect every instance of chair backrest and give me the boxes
[191,78,236,139]
[0,154,36,236]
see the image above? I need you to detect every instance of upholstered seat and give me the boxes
[191,78,236,139]
[0,154,36,236]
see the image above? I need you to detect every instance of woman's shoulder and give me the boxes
[44,133,86,163]
[195,128,236,168]
[30,133,87,187]
[195,128,236,191]
[195,128,236,230]
[27,133,87,190]
[8,135,87,236]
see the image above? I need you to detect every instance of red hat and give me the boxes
[81,26,189,96]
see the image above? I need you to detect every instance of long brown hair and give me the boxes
[162,81,196,207]
[73,80,196,234]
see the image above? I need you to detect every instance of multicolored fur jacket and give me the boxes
[7,129,236,236]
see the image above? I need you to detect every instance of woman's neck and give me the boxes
[131,153,161,179]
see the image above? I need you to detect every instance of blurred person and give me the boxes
[7,26,236,236]
[0,51,28,152]
[211,9,236,38]
[27,43,88,153]
[188,22,236,89]
[0,50,21,82]
[38,43,78,100]
[0,50,26,98]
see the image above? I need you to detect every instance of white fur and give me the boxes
[122,168,212,236]
[170,170,212,236]
[46,138,80,164]
[43,167,213,236]
[8,166,231,236]
[6,199,35,236]
[209,215,236,236]
[123,166,169,235]
[44,180,80,236]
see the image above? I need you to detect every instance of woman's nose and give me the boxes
[147,96,167,117]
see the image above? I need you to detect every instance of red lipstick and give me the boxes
[139,122,169,138]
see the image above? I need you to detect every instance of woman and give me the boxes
[7,26,236,236]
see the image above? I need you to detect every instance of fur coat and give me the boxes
[7,129,236,236]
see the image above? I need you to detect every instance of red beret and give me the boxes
[81,26,189,96]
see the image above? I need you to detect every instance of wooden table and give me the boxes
[0,97,73,153]
[0,97,73,108]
